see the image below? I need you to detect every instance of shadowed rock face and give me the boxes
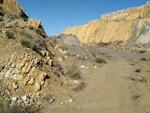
[0,0,4,4]
[62,1,150,49]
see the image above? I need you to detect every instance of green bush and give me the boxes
[135,68,141,73]
[140,57,147,61]
[20,39,31,48]
[66,64,81,79]
[95,57,107,64]
[5,31,15,39]
[91,51,96,58]
[21,27,25,29]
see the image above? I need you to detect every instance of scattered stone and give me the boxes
[12,97,17,102]
[68,99,73,103]
[36,93,40,97]
[21,96,28,101]
[74,80,79,84]
[28,78,34,85]
[94,66,97,69]
[58,57,63,62]
[34,82,41,91]
[40,80,45,86]
[17,99,23,104]
[80,65,85,69]
[12,83,18,89]
[60,102,64,105]
[37,101,42,107]
[5,70,11,78]
[12,74,18,80]
[11,64,16,68]
[29,99,34,104]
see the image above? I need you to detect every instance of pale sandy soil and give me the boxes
[41,48,150,113]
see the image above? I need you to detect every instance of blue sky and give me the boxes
[17,0,149,36]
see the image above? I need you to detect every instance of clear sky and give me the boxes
[17,0,149,36]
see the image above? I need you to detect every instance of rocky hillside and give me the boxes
[62,1,150,50]
[0,0,87,110]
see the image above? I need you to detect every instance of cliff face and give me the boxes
[62,1,150,48]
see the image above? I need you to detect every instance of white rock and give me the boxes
[68,99,73,103]
[12,97,17,102]
[12,83,18,89]
[74,80,79,84]
[5,71,11,78]
[58,57,63,62]
[12,74,18,80]
[94,66,97,69]
[40,80,45,85]
[32,65,36,72]
[11,64,16,68]
[34,82,41,91]
[80,65,85,69]
[36,93,40,97]
[21,96,28,101]
[60,102,64,105]
[28,93,32,97]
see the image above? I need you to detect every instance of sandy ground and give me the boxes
[42,48,150,113]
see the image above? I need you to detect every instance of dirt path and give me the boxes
[43,48,150,113]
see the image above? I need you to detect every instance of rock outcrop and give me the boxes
[62,1,150,49]
[0,0,68,108]
[0,0,28,18]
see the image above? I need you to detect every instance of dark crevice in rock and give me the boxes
[0,0,3,4]
[0,12,4,16]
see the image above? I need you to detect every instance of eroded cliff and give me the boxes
[62,1,150,49]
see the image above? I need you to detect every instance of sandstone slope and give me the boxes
[62,1,150,49]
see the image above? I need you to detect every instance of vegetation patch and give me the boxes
[5,31,15,39]
[132,94,140,100]
[135,68,141,73]
[72,81,86,92]
[140,57,147,61]
[91,50,96,58]
[95,57,107,64]
[66,64,81,79]
[139,50,147,53]
[20,39,32,48]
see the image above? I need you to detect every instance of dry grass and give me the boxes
[95,57,107,64]
[66,64,81,79]
[72,81,86,92]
